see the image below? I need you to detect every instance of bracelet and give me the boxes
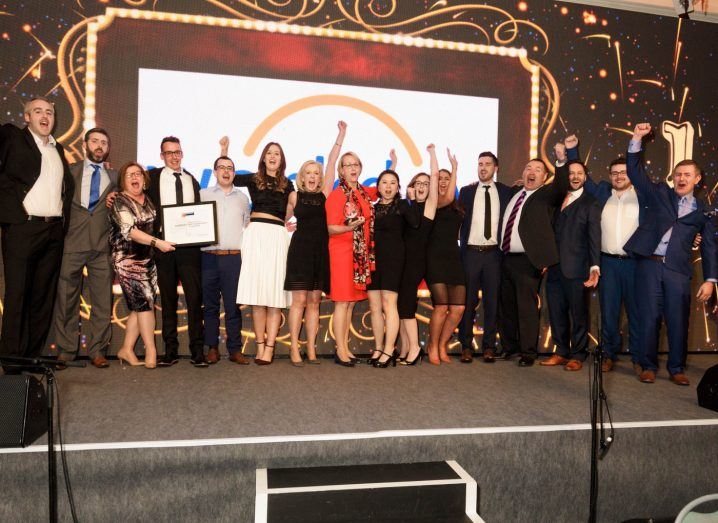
[150,238,157,248]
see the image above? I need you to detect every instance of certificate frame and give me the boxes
[161,202,218,247]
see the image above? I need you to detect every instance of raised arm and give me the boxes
[424,144,439,221]
[388,148,397,171]
[626,123,657,196]
[438,148,458,207]
[323,121,346,196]
[219,136,229,157]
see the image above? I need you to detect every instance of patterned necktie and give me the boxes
[173,172,184,205]
[88,163,101,212]
[501,190,526,253]
[483,185,492,240]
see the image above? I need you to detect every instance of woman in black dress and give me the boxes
[397,145,439,365]
[426,150,466,365]
[284,121,345,365]
[367,169,421,367]
[110,162,175,369]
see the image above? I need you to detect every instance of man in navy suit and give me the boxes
[563,138,644,374]
[457,152,513,362]
[540,143,601,371]
[624,123,717,385]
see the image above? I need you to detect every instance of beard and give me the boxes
[87,149,108,163]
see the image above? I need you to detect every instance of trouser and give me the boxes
[458,247,501,350]
[546,265,589,361]
[498,254,543,357]
[201,252,243,354]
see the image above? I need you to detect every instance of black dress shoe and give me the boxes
[190,355,210,368]
[158,354,179,367]
[518,355,535,367]
[500,351,516,361]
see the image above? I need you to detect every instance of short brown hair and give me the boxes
[673,159,702,177]
[117,162,150,192]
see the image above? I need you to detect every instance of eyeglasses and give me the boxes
[125,171,144,178]
[413,182,430,187]
[215,166,235,172]
[609,170,627,176]
[162,150,183,157]
[342,163,360,169]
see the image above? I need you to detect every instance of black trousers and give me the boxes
[155,247,204,358]
[458,248,502,350]
[498,253,543,357]
[0,221,64,360]
[546,265,589,361]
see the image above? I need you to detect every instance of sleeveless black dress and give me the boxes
[367,199,421,292]
[397,201,434,319]
[284,191,330,292]
[426,205,465,286]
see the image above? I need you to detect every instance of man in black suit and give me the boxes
[147,136,207,367]
[0,97,74,370]
[498,156,569,366]
[540,150,601,371]
[457,152,513,363]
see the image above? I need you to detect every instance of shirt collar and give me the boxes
[211,184,239,195]
[678,192,695,204]
[29,128,56,147]
[84,158,103,170]
[480,181,495,189]
[611,185,636,198]
[569,187,584,200]
[162,166,183,176]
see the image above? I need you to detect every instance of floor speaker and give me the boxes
[697,364,718,413]
[0,375,48,447]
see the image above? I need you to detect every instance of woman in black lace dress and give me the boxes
[426,150,466,365]
[367,169,421,367]
[283,122,345,365]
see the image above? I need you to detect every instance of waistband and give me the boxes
[648,254,666,263]
[204,249,241,256]
[601,252,631,260]
[250,217,284,226]
[466,244,499,252]
[27,215,62,223]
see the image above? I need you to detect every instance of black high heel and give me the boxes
[253,340,266,365]
[401,348,424,366]
[373,349,398,368]
[256,344,275,365]
[369,349,382,365]
[334,354,356,367]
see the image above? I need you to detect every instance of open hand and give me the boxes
[696,281,714,302]
[583,269,600,288]
[554,142,567,162]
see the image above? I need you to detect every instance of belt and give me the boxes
[27,215,62,223]
[504,252,525,257]
[601,252,630,260]
[206,249,240,256]
[649,254,666,263]
[467,244,498,252]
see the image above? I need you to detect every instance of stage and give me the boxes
[2,354,717,522]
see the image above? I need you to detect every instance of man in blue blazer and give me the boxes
[564,137,645,374]
[457,152,513,362]
[624,123,717,385]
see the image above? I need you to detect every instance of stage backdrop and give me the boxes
[1,0,717,356]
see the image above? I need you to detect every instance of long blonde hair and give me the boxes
[295,160,324,193]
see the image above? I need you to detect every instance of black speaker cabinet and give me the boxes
[0,375,48,447]
[697,364,718,413]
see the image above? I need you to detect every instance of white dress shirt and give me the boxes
[23,130,63,217]
[80,158,111,209]
[561,187,583,210]
[601,186,639,255]
[467,182,500,246]
[500,188,537,253]
[200,185,250,251]
[159,166,196,205]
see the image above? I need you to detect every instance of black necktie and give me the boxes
[483,185,491,240]
[173,172,183,205]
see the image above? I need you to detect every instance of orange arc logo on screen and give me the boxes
[243,94,423,166]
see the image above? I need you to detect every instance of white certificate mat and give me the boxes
[161,202,218,247]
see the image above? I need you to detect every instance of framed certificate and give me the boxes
[161,202,218,247]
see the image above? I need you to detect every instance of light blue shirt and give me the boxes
[200,185,250,251]
[653,194,696,256]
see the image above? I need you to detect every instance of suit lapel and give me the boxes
[72,163,84,205]
[22,127,41,160]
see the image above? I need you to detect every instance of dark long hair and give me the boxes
[377,169,401,203]
[254,142,288,191]
[438,168,465,217]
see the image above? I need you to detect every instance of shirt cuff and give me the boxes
[590,265,600,275]
[706,278,717,283]
[628,140,642,154]
[555,160,567,167]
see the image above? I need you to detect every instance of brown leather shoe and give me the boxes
[639,369,656,383]
[460,348,473,363]
[229,352,251,365]
[482,349,496,363]
[601,359,614,373]
[669,373,690,386]
[206,347,220,364]
[91,356,110,369]
[565,359,583,371]
[632,362,643,376]
[54,353,74,371]
[539,354,568,366]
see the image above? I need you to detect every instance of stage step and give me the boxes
[255,460,483,523]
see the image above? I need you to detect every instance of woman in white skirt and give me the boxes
[230,140,295,364]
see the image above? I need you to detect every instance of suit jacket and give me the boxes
[553,191,602,279]
[509,163,570,270]
[0,124,74,230]
[64,161,118,253]
[458,180,513,256]
[623,150,718,279]
[146,167,201,235]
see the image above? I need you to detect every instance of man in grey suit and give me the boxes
[54,128,117,368]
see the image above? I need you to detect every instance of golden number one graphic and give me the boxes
[661,121,694,186]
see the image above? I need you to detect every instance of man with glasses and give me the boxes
[146,136,207,367]
[200,153,250,364]
[558,135,643,373]
[457,152,513,363]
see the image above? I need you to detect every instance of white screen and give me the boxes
[137,68,499,190]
